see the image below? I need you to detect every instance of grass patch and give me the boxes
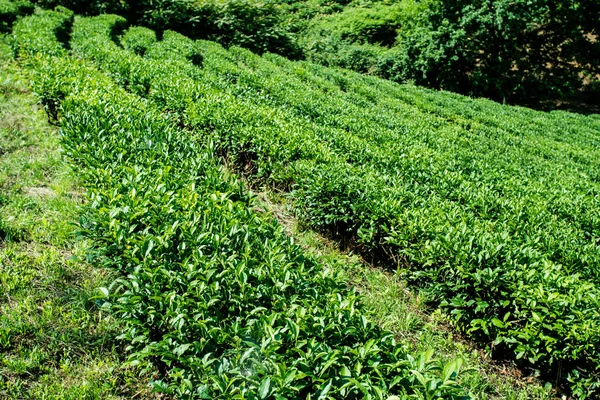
[0,51,153,399]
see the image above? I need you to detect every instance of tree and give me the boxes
[395,0,600,101]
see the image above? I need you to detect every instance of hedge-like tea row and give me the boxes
[66,15,600,396]
[11,5,72,56]
[14,9,469,399]
[120,25,155,56]
[0,0,32,32]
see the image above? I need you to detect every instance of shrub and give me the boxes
[394,0,600,101]
[18,10,470,399]
[0,0,33,32]
[120,25,156,56]
[12,6,73,57]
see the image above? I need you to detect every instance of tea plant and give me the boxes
[120,25,155,56]
[12,10,470,399]
[11,5,72,56]
[64,13,600,397]
[0,0,32,32]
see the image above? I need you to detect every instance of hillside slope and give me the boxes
[7,7,477,399]
[5,4,600,398]
[67,15,600,396]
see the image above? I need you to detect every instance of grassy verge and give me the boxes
[255,190,556,400]
[0,41,152,400]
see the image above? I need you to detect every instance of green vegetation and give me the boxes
[20,0,600,105]
[34,0,299,56]
[4,3,600,399]
[0,0,33,33]
[120,26,156,56]
[263,198,554,400]
[9,7,476,399]
[298,0,600,102]
[53,12,599,397]
[11,5,72,56]
[0,33,150,400]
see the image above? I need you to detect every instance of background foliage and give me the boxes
[392,0,600,101]
[23,0,600,104]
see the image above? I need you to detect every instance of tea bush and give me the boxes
[146,29,203,66]
[11,6,72,56]
[120,25,156,56]
[14,9,470,400]
[0,0,33,32]
[67,14,600,396]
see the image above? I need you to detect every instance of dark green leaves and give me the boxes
[17,10,469,399]
[18,7,600,397]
